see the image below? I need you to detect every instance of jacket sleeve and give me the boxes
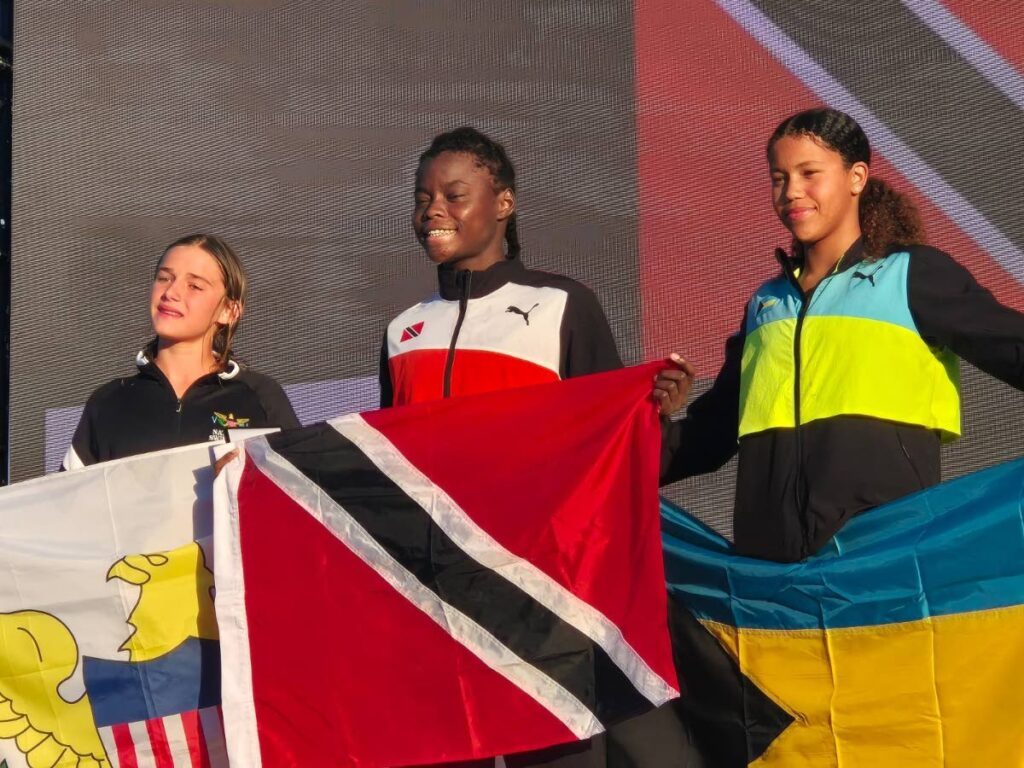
[561,284,623,378]
[659,313,745,485]
[908,246,1024,389]
[248,373,301,429]
[378,335,394,408]
[61,400,99,470]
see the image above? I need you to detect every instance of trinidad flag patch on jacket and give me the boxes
[399,321,425,342]
[215,364,679,767]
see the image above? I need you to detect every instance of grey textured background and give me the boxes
[12,0,639,481]
[10,1,1023,542]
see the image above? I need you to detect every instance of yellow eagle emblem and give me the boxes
[0,542,217,767]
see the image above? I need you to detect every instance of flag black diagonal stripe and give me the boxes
[668,600,793,766]
[753,0,1024,253]
[265,424,653,726]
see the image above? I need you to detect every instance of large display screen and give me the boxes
[12,0,1023,536]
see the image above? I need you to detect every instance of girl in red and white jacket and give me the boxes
[379,127,695,768]
[379,127,623,409]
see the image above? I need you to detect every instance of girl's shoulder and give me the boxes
[82,370,150,407]
[225,365,287,396]
[505,266,610,322]
[387,292,439,325]
[226,365,299,428]
[513,264,594,294]
[885,245,966,285]
[886,243,953,263]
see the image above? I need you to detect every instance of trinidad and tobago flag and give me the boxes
[215,364,680,767]
[400,321,425,342]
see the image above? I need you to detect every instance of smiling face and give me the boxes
[150,244,238,348]
[769,134,867,255]
[413,151,515,271]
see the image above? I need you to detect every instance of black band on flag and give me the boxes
[265,424,654,727]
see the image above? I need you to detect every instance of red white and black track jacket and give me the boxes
[379,257,622,407]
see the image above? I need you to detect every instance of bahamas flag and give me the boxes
[663,456,1024,767]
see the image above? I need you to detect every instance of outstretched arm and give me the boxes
[908,246,1024,388]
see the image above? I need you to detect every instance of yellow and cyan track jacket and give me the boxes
[662,240,1024,562]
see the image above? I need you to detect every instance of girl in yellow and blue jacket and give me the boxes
[657,108,1024,563]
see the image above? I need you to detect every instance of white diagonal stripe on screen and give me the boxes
[901,0,1024,113]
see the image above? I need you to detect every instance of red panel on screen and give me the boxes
[636,0,1024,376]
[940,1,1024,74]
[636,0,802,373]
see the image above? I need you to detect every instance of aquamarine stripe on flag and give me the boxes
[662,456,1024,631]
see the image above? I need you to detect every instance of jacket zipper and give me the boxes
[778,247,853,553]
[792,292,809,521]
[789,268,836,545]
[785,264,818,538]
[443,271,472,398]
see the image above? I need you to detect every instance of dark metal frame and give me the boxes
[0,0,11,484]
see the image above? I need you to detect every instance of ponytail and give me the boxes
[859,177,926,259]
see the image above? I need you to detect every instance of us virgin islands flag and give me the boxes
[0,443,228,768]
[663,456,1024,767]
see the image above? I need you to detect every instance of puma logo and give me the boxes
[506,303,539,325]
[853,262,883,287]
[852,270,876,286]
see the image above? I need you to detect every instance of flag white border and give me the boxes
[213,445,263,768]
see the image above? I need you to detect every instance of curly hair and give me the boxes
[417,126,520,259]
[767,108,925,259]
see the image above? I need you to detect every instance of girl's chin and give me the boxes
[151,330,206,346]
[784,223,820,243]
[422,244,457,264]
[427,254,472,269]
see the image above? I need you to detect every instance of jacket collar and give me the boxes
[135,343,240,387]
[775,237,866,282]
[437,256,525,301]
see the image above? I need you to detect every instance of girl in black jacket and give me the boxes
[63,234,298,468]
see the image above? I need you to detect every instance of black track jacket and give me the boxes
[63,352,299,469]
